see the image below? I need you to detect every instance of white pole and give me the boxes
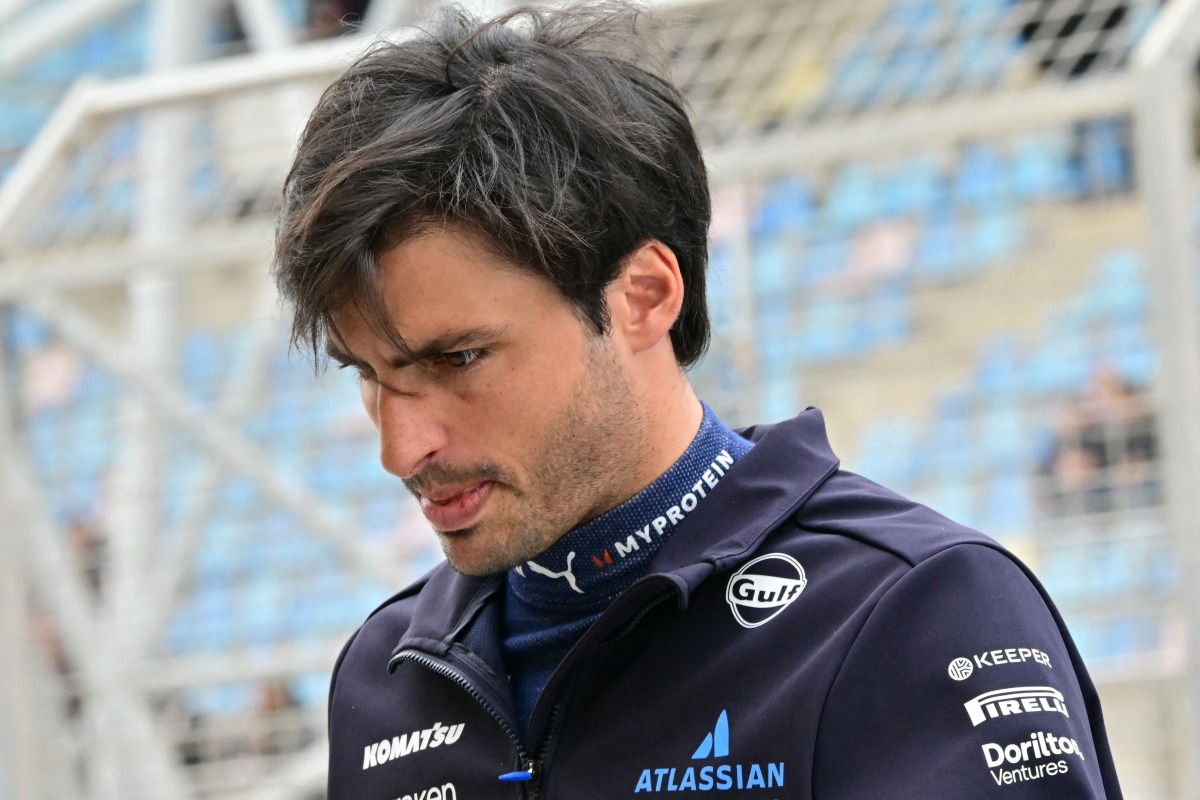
[0,333,45,800]
[1132,50,1200,800]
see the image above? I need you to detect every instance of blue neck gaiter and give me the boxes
[501,402,753,735]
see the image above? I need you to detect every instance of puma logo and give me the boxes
[515,551,583,593]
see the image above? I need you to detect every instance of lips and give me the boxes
[419,481,493,531]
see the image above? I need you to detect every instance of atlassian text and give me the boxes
[634,762,784,792]
[613,450,735,560]
[363,722,464,770]
[393,783,456,800]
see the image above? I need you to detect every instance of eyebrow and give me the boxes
[326,324,509,371]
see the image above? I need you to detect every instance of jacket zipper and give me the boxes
[391,588,678,799]
[525,590,676,800]
[388,649,535,787]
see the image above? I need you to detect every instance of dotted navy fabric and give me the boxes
[502,403,753,736]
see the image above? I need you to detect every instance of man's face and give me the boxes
[330,228,648,576]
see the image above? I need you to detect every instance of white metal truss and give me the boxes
[0,0,137,74]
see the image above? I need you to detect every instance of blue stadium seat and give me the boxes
[291,672,331,708]
[755,294,792,342]
[184,683,253,717]
[752,176,817,239]
[240,577,285,647]
[3,308,50,351]
[1039,547,1088,604]
[914,212,964,281]
[884,0,940,43]
[926,389,974,471]
[982,473,1032,535]
[863,278,912,346]
[979,402,1028,470]
[193,577,235,653]
[757,337,793,383]
[955,0,1008,31]
[220,477,261,514]
[1091,540,1133,596]
[751,237,795,296]
[166,599,199,654]
[974,335,1023,399]
[0,99,48,150]
[800,235,850,285]
[1107,325,1156,386]
[924,476,977,527]
[758,376,800,423]
[1102,614,1138,658]
[824,164,880,233]
[28,410,64,475]
[1011,131,1073,201]
[889,154,949,217]
[955,32,1018,90]
[797,297,855,362]
[1095,248,1148,324]
[830,46,882,112]
[1148,540,1178,591]
[969,204,1025,264]
[1081,119,1132,195]
[956,143,1010,210]
[853,419,917,488]
[880,45,941,104]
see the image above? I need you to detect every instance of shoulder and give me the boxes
[328,563,443,693]
[786,466,1009,568]
[751,466,1054,651]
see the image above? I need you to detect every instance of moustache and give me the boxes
[402,462,515,497]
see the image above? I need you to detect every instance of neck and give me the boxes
[627,365,705,501]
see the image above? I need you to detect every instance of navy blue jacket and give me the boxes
[327,409,1123,799]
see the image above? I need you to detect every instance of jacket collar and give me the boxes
[395,408,840,649]
[650,407,840,594]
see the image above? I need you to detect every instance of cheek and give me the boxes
[450,361,567,437]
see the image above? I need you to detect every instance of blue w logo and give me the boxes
[691,710,730,759]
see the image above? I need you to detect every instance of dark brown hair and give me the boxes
[273,2,711,366]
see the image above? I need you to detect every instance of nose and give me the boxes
[368,383,448,479]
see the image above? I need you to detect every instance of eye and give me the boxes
[336,362,376,383]
[439,348,488,369]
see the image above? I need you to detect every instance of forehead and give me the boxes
[330,227,573,353]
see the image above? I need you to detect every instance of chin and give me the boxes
[438,528,522,577]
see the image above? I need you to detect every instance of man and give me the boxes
[274,4,1124,798]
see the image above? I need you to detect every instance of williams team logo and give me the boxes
[726,553,807,628]
[963,686,1069,726]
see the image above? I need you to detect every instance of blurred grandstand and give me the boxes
[1,0,1199,798]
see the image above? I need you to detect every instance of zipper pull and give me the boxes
[498,760,539,782]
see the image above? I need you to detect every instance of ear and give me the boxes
[606,240,685,355]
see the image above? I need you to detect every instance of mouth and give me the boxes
[421,483,487,504]
[418,481,494,531]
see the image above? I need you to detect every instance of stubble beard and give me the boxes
[439,336,649,576]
